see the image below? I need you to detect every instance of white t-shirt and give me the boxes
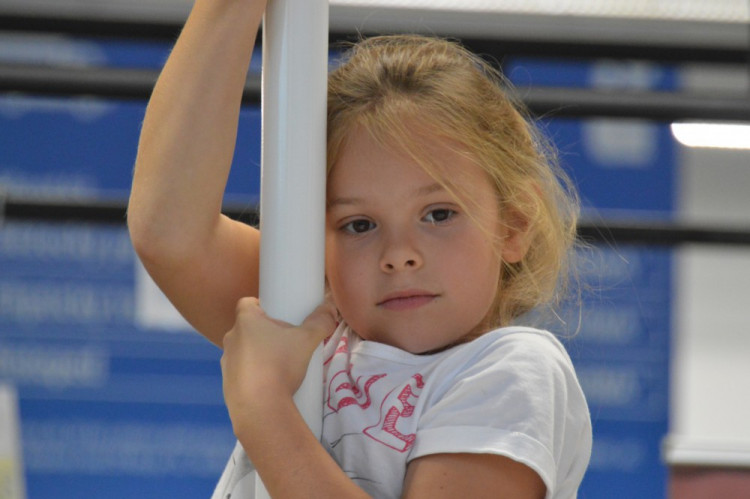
[213,324,591,499]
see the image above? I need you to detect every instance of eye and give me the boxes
[423,208,456,225]
[341,218,376,234]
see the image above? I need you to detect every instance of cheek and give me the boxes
[324,238,341,291]
[324,244,370,332]
[325,239,358,300]
[451,237,501,306]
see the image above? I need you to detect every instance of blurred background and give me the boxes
[1,0,749,497]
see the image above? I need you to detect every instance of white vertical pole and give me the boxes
[258,0,328,497]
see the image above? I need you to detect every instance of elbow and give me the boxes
[127,196,183,270]
[127,205,164,269]
[127,196,213,272]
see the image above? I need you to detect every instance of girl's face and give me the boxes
[325,127,525,354]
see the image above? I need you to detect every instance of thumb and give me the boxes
[301,301,338,341]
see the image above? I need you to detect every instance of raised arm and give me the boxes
[128,0,266,346]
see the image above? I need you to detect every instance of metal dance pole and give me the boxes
[257,0,328,497]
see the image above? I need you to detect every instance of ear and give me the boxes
[499,207,532,265]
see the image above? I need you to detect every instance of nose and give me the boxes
[379,230,423,273]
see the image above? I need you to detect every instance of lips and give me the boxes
[377,290,439,311]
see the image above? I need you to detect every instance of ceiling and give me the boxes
[0,0,748,50]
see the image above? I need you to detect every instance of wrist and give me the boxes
[231,390,296,444]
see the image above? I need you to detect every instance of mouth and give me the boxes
[377,290,439,311]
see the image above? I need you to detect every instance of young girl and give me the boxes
[128,0,592,497]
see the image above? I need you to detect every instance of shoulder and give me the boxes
[412,327,587,424]
[476,326,569,356]
[421,326,590,436]
[443,327,589,425]
[414,327,592,497]
[443,326,577,384]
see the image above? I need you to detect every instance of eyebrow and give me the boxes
[327,182,446,208]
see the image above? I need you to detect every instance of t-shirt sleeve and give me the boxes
[409,331,591,498]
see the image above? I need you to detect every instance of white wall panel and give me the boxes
[668,64,750,467]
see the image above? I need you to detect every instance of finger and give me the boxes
[236,297,281,325]
[301,302,338,339]
[236,295,260,310]
[236,297,296,328]
[322,294,339,316]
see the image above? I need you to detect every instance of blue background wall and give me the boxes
[0,36,675,497]
[506,57,676,498]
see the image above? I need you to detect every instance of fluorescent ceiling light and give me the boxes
[671,122,750,150]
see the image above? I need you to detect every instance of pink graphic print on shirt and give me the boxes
[324,335,349,365]
[326,336,386,412]
[327,369,386,411]
[325,335,425,453]
[364,374,425,452]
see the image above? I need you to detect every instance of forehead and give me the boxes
[328,125,489,197]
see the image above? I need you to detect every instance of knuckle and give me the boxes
[221,329,235,348]
[235,296,260,313]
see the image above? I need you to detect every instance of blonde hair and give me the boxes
[327,35,579,328]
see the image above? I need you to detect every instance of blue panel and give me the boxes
[0,36,263,202]
[0,222,235,497]
[557,244,672,498]
[541,119,676,213]
[0,35,261,499]
[507,58,678,215]
[20,399,234,499]
[506,58,675,497]
[579,420,668,498]
[0,97,261,201]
